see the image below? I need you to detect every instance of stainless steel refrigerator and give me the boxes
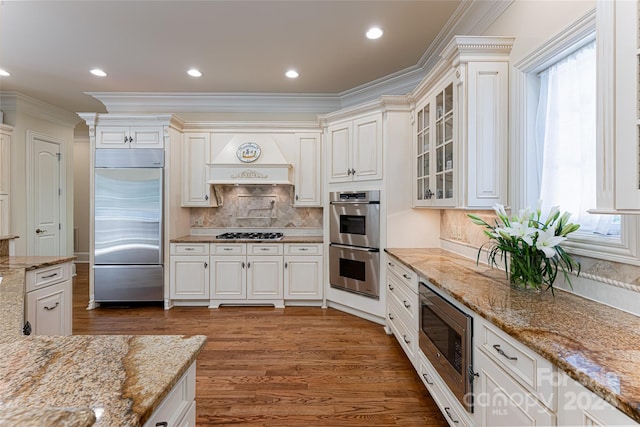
[93,149,164,302]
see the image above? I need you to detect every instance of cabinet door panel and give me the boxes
[211,256,246,299]
[26,280,71,336]
[129,127,163,148]
[294,133,322,206]
[170,256,209,299]
[247,256,282,299]
[182,133,212,206]
[352,114,382,180]
[96,127,129,147]
[0,132,10,194]
[328,124,351,182]
[284,256,322,299]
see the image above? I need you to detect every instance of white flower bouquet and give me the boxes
[468,201,581,293]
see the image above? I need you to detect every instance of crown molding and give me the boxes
[0,91,82,127]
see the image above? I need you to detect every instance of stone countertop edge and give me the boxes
[170,235,324,244]
[0,255,75,270]
[385,247,640,424]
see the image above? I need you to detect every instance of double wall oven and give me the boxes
[329,190,380,299]
[419,281,475,412]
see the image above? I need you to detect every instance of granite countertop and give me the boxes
[171,234,323,244]
[0,256,207,427]
[385,248,640,423]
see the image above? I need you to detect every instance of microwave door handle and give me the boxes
[329,243,379,252]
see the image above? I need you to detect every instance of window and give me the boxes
[513,10,639,265]
[535,41,621,237]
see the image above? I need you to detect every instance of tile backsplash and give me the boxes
[191,185,322,229]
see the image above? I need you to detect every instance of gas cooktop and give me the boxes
[216,232,284,240]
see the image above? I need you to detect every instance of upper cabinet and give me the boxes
[412,36,513,209]
[182,132,216,207]
[0,124,12,235]
[594,0,640,213]
[293,132,322,206]
[95,126,164,149]
[327,112,383,183]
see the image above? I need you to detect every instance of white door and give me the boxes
[31,136,63,256]
[211,256,246,299]
[247,255,283,299]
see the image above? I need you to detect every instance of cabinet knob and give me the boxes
[204,262,208,268]
[350,168,356,175]
[295,195,299,201]
[205,194,209,201]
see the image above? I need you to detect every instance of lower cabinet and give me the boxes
[24,261,72,336]
[385,255,419,366]
[143,362,196,427]
[169,241,323,308]
[283,243,323,300]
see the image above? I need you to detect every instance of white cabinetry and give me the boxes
[385,255,419,367]
[0,124,12,235]
[210,243,284,308]
[182,132,216,207]
[24,261,72,336]
[557,371,639,426]
[412,36,513,208]
[293,133,322,206]
[327,112,382,183]
[283,243,323,300]
[95,126,164,149]
[170,243,210,300]
[143,362,196,427]
[595,0,640,212]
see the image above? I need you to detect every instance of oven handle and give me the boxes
[329,201,380,205]
[329,243,379,252]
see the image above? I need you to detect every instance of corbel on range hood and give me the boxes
[207,134,293,185]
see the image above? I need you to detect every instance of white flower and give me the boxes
[502,222,537,246]
[535,229,567,258]
[517,207,533,223]
[493,203,508,221]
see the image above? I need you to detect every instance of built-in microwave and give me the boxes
[419,281,474,412]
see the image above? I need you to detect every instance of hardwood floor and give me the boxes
[72,264,448,426]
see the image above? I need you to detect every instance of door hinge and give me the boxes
[59,223,61,230]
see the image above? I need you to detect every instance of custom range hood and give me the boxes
[207,134,293,185]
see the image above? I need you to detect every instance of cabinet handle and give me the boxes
[44,302,59,311]
[247,262,251,268]
[184,247,194,251]
[388,313,394,320]
[444,407,458,423]
[205,194,209,201]
[284,262,288,269]
[260,248,270,251]
[204,262,208,268]
[299,248,308,251]
[493,344,518,361]
[155,423,168,427]
[347,169,352,176]
[241,262,245,268]
[42,273,58,279]
[403,274,411,280]
[223,248,233,251]
[295,195,299,201]
[388,284,394,291]
[351,168,356,175]
[402,335,410,344]
[422,373,433,385]
[403,301,410,309]
[388,262,394,267]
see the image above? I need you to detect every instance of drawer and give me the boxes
[143,362,195,427]
[171,243,209,255]
[212,243,246,255]
[248,243,283,255]
[386,272,418,323]
[284,243,322,255]
[387,304,417,363]
[386,256,418,293]
[25,262,71,292]
[478,317,556,409]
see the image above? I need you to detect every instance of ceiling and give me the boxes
[0,0,475,115]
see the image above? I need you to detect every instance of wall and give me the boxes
[191,185,322,230]
[2,95,78,257]
[72,136,90,262]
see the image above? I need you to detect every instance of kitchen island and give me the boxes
[0,256,207,426]
[385,248,640,424]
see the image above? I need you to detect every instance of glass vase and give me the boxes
[509,255,544,292]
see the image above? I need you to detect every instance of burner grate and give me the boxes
[216,232,284,240]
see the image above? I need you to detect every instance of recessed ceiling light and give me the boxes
[0,69,10,77]
[285,70,299,79]
[187,68,202,77]
[366,27,383,40]
[90,68,107,77]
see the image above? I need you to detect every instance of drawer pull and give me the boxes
[42,273,58,279]
[493,344,518,361]
[402,335,410,344]
[223,248,233,251]
[422,373,433,385]
[444,407,458,424]
[260,248,270,251]
[403,274,411,280]
[184,247,194,251]
[388,262,394,267]
[388,313,394,320]
[155,423,168,427]
[299,248,308,251]
[403,301,410,309]
[44,302,59,311]
[388,284,394,291]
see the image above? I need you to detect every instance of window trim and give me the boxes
[510,8,640,266]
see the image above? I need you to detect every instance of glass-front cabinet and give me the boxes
[412,36,513,209]
[416,82,456,207]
